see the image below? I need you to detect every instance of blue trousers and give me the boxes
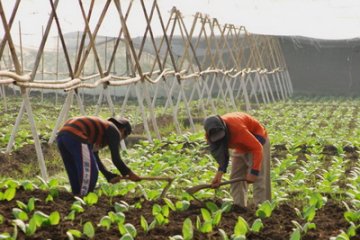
[57,134,99,196]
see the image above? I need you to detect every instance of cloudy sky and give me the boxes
[1,0,360,48]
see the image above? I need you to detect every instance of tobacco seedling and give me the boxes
[140,215,156,234]
[250,218,264,233]
[0,187,16,201]
[175,200,190,212]
[169,218,193,240]
[65,200,84,221]
[118,223,137,238]
[290,220,316,240]
[83,192,98,206]
[152,204,169,225]
[16,197,36,213]
[114,201,130,213]
[66,221,95,239]
[255,200,276,218]
[231,216,249,239]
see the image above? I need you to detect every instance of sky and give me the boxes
[1,0,360,49]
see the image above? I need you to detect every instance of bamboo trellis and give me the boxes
[0,0,293,180]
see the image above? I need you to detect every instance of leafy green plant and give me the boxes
[0,187,16,201]
[139,215,156,234]
[83,221,95,238]
[114,201,130,213]
[12,208,28,221]
[32,210,61,227]
[20,180,37,191]
[231,216,249,239]
[152,204,169,225]
[250,218,264,233]
[16,197,36,213]
[175,200,190,212]
[66,221,95,239]
[65,200,84,221]
[12,219,37,237]
[290,220,316,240]
[0,214,4,225]
[83,192,98,206]
[255,200,276,218]
[169,218,193,240]
[36,177,59,202]
[98,211,126,229]
[118,223,137,238]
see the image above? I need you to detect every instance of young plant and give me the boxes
[231,216,249,239]
[65,200,85,221]
[152,204,169,225]
[139,215,156,234]
[83,221,95,239]
[99,211,126,230]
[31,210,61,227]
[250,218,264,233]
[290,220,316,240]
[67,221,95,239]
[12,208,29,221]
[195,205,224,234]
[36,177,59,202]
[83,192,99,206]
[12,219,37,237]
[255,200,276,218]
[175,200,190,212]
[169,218,193,240]
[118,223,137,238]
[16,197,37,213]
[0,187,16,201]
[114,201,130,213]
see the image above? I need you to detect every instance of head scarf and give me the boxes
[204,115,230,172]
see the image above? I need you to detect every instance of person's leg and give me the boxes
[57,134,81,195]
[253,137,271,205]
[230,152,249,207]
[79,143,99,195]
[57,134,99,196]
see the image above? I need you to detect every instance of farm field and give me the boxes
[0,96,360,239]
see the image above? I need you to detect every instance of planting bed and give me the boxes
[0,188,354,240]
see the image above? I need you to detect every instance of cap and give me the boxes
[108,116,132,136]
[204,115,226,142]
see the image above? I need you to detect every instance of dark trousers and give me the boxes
[57,134,98,196]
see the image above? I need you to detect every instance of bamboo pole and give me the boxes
[0,0,20,60]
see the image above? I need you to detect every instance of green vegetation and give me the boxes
[0,95,360,238]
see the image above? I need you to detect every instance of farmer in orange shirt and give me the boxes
[204,112,271,207]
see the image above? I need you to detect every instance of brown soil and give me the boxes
[1,143,359,239]
[0,143,63,178]
[0,188,358,240]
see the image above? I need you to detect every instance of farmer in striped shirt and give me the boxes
[56,116,140,196]
[204,112,271,207]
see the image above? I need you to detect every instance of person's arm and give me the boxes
[237,129,263,181]
[94,151,118,182]
[208,138,229,187]
[106,126,140,182]
[106,126,132,176]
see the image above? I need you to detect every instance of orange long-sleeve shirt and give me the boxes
[221,112,267,174]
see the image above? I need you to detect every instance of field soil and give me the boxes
[0,188,357,240]
[1,143,359,239]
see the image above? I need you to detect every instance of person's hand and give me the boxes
[246,173,257,184]
[211,171,223,188]
[127,171,141,182]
